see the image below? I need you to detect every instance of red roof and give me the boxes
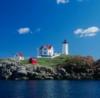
[16,52,24,57]
[40,45,52,50]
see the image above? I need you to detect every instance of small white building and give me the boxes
[15,53,25,61]
[38,45,54,57]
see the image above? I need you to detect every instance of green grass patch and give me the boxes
[37,55,72,67]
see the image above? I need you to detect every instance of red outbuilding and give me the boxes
[29,58,38,65]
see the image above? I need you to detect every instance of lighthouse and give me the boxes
[62,40,69,55]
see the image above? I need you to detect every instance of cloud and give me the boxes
[17,27,41,35]
[56,0,69,4]
[18,27,31,34]
[74,26,100,37]
[56,0,87,5]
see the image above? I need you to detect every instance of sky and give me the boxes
[0,0,100,59]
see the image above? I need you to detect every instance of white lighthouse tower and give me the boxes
[62,40,69,55]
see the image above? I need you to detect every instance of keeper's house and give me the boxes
[38,45,54,57]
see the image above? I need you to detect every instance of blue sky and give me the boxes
[0,0,100,59]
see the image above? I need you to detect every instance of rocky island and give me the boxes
[0,55,100,80]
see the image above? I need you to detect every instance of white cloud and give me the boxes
[74,26,100,37]
[56,0,88,5]
[17,27,41,35]
[56,0,69,4]
[18,27,31,34]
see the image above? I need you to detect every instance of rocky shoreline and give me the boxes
[0,58,100,80]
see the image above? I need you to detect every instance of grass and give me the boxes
[18,55,72,67]
[19,59,29,65]
[0,55,72,68]
[37,55,72,67]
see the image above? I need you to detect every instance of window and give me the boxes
[43,52,47,55]
[44,48,47,51]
